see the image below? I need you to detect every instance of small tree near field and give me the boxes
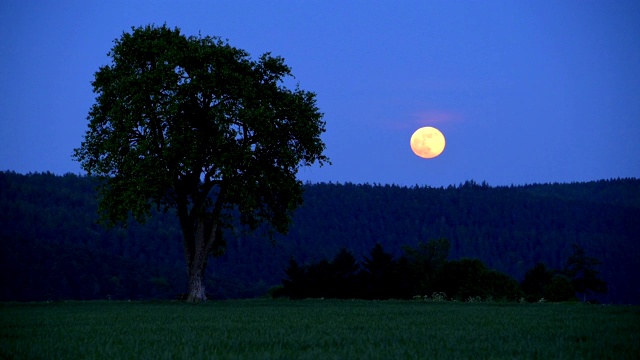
[521,263,554,302]
[564,244,607,302]
[361,243,399,299]
[400,238,450,296]
[73,24,328,302]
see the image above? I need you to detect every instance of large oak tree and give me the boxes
[73,25,328,302]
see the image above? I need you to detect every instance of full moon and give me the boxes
[410,126,446,159]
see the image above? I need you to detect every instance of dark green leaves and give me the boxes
[73,24,328,239]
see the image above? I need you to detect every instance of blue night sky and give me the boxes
[1,1,639,187]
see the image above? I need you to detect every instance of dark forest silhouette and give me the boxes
[274,240,603,302]
[1,171,637,303]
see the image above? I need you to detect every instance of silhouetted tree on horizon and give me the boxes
[564,244,607,302]
[361,243,400,299]
[72,24,328,302]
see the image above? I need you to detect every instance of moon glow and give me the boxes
[410,127,446,159]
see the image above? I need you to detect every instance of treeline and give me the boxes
[274,240,606,302]
[1,171,638,303]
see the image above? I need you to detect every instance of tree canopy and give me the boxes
[73,24,328,301]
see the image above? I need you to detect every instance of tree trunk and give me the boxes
[184,219,216,302]
[187,266,207,302]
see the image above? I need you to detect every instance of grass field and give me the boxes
[1,299,638,359]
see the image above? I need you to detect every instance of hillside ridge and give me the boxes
[1,171,638,303]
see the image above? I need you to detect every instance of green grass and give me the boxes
[1,300,638,359]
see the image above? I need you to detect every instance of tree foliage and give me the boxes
[520,263,577,302]
[72,25,328,301]
[521,263,555,301]
[277,241,524,301]
[564,243,607,301]
[361,244,404,299]
[401,238,450,295]
[277,248,360,299]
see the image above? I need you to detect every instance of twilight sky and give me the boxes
[1,1,639,187]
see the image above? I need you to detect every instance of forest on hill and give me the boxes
[1,171,638,303]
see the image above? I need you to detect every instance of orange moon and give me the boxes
[410,127,446,159]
